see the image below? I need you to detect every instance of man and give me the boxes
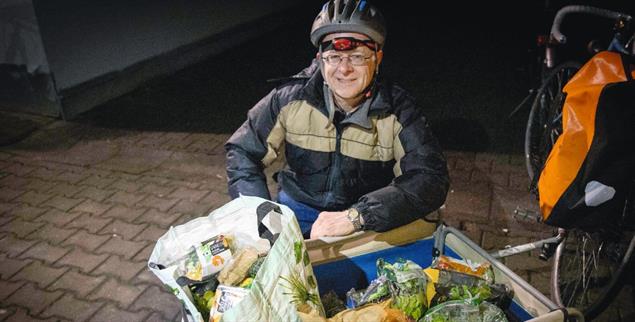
[225,0,449,239]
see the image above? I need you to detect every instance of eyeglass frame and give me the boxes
[321,52,375,66]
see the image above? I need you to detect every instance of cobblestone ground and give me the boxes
[0,119,559,321]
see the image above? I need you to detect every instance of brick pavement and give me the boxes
[0,119,554,321]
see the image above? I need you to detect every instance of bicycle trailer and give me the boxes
[307,220,578,322]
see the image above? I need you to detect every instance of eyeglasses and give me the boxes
[321,53,373,66]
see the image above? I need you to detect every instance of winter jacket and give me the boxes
[225,60,449,232]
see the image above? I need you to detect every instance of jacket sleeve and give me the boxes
[225,88,284,200]
[352,103,450,232]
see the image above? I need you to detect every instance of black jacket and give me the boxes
[225,60,449,232]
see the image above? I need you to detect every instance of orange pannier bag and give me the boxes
[539,51,635,229]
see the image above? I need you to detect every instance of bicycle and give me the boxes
[508,5,635,320]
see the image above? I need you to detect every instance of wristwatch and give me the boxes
[346,208,363,231]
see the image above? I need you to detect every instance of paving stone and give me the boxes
[42,293,103,322]
[172,178,208,190]
[448,168,470,183]
[169,199,212,217]
[14,191,54,206]
[469,169,493,185]
[101,205,146,222]
[93,255,146,281]
[197,190,230,209]
[0,306,16,321]
[132,243,155,263]
[0,280,25,300]
[79,175,118,189]
[131,286,181,320]
[444,182,491,221]
[504,252,553,273]
[96,146,172,175]
[71,199,112,216]
[56,248,109,273]
[22,178,58,194]
[11,260,68,288]
[137,176,170,186]
[4,307,67,322]
[0,201,14,215]
[509,172,532,191]
[0,214,14,226]
[106,179,145,193]
[133,224,165,242]
[0,234,38,259]
[458,221,484,246]
[132,267,163,287]
[0,218,45,238]
[5,283,64,315]
[88,278,147,309]
[481,231,531,251]
[168,187,210,203]
[109,172,142,182]
[61,230,110,252]
[95,237,147,259]
[136,195,179,212]
[19,241,72,263]
[0,253,32,278]
[528,270,552,298]
[491,159,525,174]
[36,208,82,226]
[46,182,84,198]
[27,225,77,245]
[0,187,24,202]
[89,304,149,322]
[99,220,146,240]
[27,167,63,180]
[134,208,182,228]
[73,186,115,203]
[40,195,83,212]
[64,213,112,233]
[2,163,37,176]
[54,171,89,185]
[48,269,107,298]
[144,311,176,322]
[0,175,30,188]
[139,183,174,197]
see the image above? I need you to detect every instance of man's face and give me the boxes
[319,33,383,107]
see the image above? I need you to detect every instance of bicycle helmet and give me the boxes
[310,0,386,48]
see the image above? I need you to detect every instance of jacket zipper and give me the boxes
[325,122,343,205]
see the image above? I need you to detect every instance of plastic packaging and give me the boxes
[377,258,428,321]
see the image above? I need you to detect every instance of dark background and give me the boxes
[77,0,634,153]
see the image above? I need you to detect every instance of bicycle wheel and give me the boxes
[551,228,635,320]
[524,61,581,184]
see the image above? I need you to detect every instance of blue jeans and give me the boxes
[277,190,320,239]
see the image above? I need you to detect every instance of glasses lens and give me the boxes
[323,54,370,66]
[349,54,366,65]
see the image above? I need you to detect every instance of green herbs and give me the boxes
[280,272,320,308]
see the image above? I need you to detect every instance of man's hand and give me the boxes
[309,210,356,239]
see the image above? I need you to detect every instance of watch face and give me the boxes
[347,209,362,230]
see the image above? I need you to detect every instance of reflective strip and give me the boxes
[283,101,336,152]
[262,101,336,165]
[340,115,404,176]
[393,135,405,177]
[262,118,286,166]
[263,100,406,177]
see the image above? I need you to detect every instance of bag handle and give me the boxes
[256,201,282,244]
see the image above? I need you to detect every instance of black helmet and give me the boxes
[310,0,386,48]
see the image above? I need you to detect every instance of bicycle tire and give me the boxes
[524,61,581,185]
[551,227,635,320]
